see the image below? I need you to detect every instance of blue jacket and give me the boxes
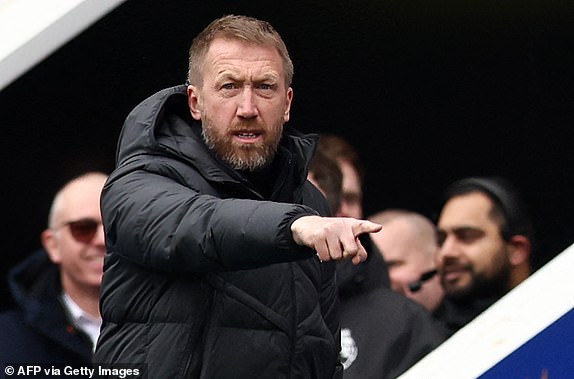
[0,250,93,370]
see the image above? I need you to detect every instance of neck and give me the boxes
[61,276,101,319]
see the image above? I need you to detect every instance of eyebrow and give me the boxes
[215,69,280,83]
[453,226,482,232]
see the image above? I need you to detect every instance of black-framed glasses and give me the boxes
[59,218,102,244]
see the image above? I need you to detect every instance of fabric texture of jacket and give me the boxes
[0,250,93,372]
[337,238,446,379]
[94,85,341,379]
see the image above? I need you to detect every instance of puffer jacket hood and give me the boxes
[114,84,317,191]
[96,85,342,378]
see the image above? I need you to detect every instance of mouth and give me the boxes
[85,254,104,268]
[232,130,264,143]
[441,265,469,283]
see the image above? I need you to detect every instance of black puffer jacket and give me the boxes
[95,85,341,378]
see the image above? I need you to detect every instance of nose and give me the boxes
[93,223,106,247]
[437,234,459,260]
[236,87,258,119]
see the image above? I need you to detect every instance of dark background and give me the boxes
[2,0,573,310]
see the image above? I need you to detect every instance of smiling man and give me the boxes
[0,171,107,365]
[434,176,534,336]
[95,15,381,378]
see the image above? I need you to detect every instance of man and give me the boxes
[0,172,107,365]
[307,148,343,214]
[434,176,534,336]
[95,15,381,378]
[317,133,391,289]
[308,145,445,379]
[317,134,364,219]
[369,209,445,314]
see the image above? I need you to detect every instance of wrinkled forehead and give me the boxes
[205,38,285,69]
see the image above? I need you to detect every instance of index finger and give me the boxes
[353,220,382,236]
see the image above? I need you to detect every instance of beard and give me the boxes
[201,114,284,172]
[444,247,511,300]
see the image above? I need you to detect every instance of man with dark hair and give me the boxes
[307,149,343,215]
[434,176,534,336]
[317,134,365,219]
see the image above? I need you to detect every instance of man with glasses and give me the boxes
[0,172,107,366]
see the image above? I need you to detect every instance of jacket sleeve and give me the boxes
[101,169,318,273]
[320,261,341,357]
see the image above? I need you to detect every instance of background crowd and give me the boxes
[1,2,572,378]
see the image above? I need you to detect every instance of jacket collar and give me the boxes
[116,85,318,189]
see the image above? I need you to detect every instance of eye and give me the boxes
[436,231,447,247]
[221,83,237,90]
[258,83,273,90]
[454,227,484,244]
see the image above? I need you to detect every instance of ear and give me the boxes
[283,87,293,122]
[187,85,202,121]
[41,229,62,264]
[507,235,531,266]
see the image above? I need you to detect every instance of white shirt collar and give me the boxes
[61,292,102,351]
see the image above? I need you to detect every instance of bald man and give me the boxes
[0,172,107,364]
[370,209,445,313]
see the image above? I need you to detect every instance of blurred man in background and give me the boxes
[434,176,534,336]
[370,209,445,314]
[0,172,107,365]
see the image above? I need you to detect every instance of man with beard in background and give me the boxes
[434,176,534,336]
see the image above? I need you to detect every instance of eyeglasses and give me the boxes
[59,218,102,244]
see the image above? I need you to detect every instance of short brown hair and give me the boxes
[317,134,365,183]
[187,15,294,87]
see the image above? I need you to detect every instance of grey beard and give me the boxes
[201,127,277,172]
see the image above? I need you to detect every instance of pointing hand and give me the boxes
[291,216,382,265]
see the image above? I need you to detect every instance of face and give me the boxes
[42,174,107,293]
[336,160,363,219]
[187,38,293,171]
[371,218,443,312]
[437,192,511,299]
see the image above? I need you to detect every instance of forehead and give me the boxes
[374,220,411,254]
[377,219,430,259]
[438,191,496,230]
[204,38,284,75]
[56,176,106,220]
[338,160,361,192]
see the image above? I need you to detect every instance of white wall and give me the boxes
[0,0,127,90]
[399,243,574,378]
